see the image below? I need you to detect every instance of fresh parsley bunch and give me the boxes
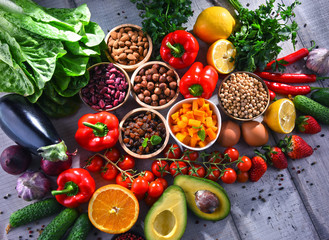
[228,0,301,72]
[130,0,193,58]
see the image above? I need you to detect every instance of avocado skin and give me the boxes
[174,175,231,221]
[144,185,187,240]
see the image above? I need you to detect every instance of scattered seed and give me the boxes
[195,220,199,224]
[251,208,255,211]
[204,224,207,227]
[252,197,256,201]
[278,183,282,186]
[278,187,284,190]
[304,23,307,27]
[311,161,317,166]
[268,193,272,197]
[259,189,264,193]
[242,185,246,189]
[261,198,266,202]
[268,216,271,219]
[310,183,314,186]
[317,145,320,148]
[297,170,301,174]
[321,134,325,137]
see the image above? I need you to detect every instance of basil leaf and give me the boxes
[197,130,206,142]
[142,138,149,148]
[150,135,162,146]
[192,126,202,129]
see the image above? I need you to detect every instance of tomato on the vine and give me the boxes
[221,168,237,184]
[141,170,155,183]
[188,163,205,178]
[206,166,221,181]
[155,178,168,190]
[117,154,135,170]
[208,151,224,163]
[224,147,239,162]
[116,172,132,189]
[182,150,199,161]
[144,194,159,206]
[163,144,182,159]
[148,180,164,198]
[151,160,170,177]
[101,163,118,180]
[105,147,121,163]
[237,171,249,183]
[131,176,149,195]
[237,156,252,172]
[169,161,188,177]
[85,155,103,172]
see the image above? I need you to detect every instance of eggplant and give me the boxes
[0,94,68,162]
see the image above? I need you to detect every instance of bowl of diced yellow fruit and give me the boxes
[166,98,222,151]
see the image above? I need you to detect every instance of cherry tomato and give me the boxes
[206,166,221,181]
[237,156,252,172]
[170,161,188,177]
[163,144,182,159]
[141,170,155,183]
[182,150,199,161]
[151,160,170,178]
[85,155,103,172]
[221,168,237,184]
[224,147,239,162]
[101,163,118,180]
[208,151,224,163]
[144,194,159,206]
[117,155,135,170]
[115,172,132,189]
[148,181,164,198]
[237,171,249,183]
[188,163,206,178]
[131,176,149,195]
[155,178,168,190]
[105,147,121,163]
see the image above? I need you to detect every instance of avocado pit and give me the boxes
[195,190,220,213]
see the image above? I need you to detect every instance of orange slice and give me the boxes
[88,184,139,234]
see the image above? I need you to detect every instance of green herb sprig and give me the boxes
[142,135,163,148]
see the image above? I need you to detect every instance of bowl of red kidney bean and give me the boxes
[80,62,131,111]
[131,61,180,110]
[119,108,169,159]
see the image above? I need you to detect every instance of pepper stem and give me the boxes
[310,87,328,90]
[189,84,204,97]
[83,122,109,137]
[316,77,329,80]
[308,40,316,51]
[166,42,185,58]
[51,181,79,197]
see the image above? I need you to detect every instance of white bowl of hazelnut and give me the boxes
[218,71,270,121]
[131,61,180,110]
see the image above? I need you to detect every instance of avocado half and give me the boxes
[144,185,187,240]
[174,175,231,221]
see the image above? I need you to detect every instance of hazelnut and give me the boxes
[148,68,155,75]
[159,99,167,105]
[144,96,151,104]
[159,83,167,90]
[159,93,165,99]
[152,64,160,69]
[141,75,147,81]
[151,101,159,106]
[138,68,145,76]
[133,84,141,93]
[143,90,151,97]
[134,75,142,83]
[170,89,176,98]
[146,74,152,81]
[166,76,175,82]
[167,69,175,77]
[141,80,148,88]
[137,93,144,101]
[169,82,177,89]
[147,82,155,91]
[159,67,167,74]
[151,94,159,101]
[159,75,166,83]
[164,88,171,96]
[152,73,160,82]
[154,87,162,95]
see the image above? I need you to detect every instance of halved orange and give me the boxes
[88,184,139,234]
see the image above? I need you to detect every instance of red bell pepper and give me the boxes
[51,168,95,208]
[179,62,218,99]
[75,111,119,152]
[160,30,199,69]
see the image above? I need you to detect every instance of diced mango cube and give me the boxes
[192,100,199,111]
[171,112,179,121]
[177,121,187,129]
[206,128,217,141]
[197,98,205,107]
[188,119,201,127]
[182,103,192,109]
[172,125,181,133]
[176,132,187,142]
[205,117,213,128]
[182,135,191,145]
[194,109,205,117]
[198,141,207,148]
[181,116,188,123]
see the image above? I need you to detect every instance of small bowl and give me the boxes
[119,108,169,159]
[167,98,222,151]
[79,62,131,112]
[217,71,270,121]
[131,61,180,110]
[105,24,153,72]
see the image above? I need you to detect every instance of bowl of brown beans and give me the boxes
[218,71,270,121]
[80,62,131,111]
[131,61,180,110]
[105,24,153,72]
[119,108,169,159]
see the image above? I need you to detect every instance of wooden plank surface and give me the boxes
[0,0,329,239]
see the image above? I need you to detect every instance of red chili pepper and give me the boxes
[179,62,218,99]
[263,80,323,95]
[269,89,277,101]
[75,111,119,152]
[51,168,95,208]
[265,41,316,70]
[255,72,329,83]
[160,30,199,69]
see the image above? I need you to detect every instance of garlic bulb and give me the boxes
[306,48,329,75]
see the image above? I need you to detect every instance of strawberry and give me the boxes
[262,146,288,169]
[248,156,267,182]
[296,115,321,134]
[278,135,313,159]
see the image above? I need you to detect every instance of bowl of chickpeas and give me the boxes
[218,71,270,121]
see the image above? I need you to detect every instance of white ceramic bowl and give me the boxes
[166,98,222,151]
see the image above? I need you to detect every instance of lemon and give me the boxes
[263,98,296,134]
[207,39,236,74]
[193,6,236,44]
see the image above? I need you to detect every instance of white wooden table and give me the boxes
[1,0,329,239]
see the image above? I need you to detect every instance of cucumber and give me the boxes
[66,213,93,240]
[311,88,329,107]
[7,198,62,232]
[38,208,79,240]
[293,95,329,125]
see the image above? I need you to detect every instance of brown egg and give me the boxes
[241,121,269,147]
[218,120,240,147]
